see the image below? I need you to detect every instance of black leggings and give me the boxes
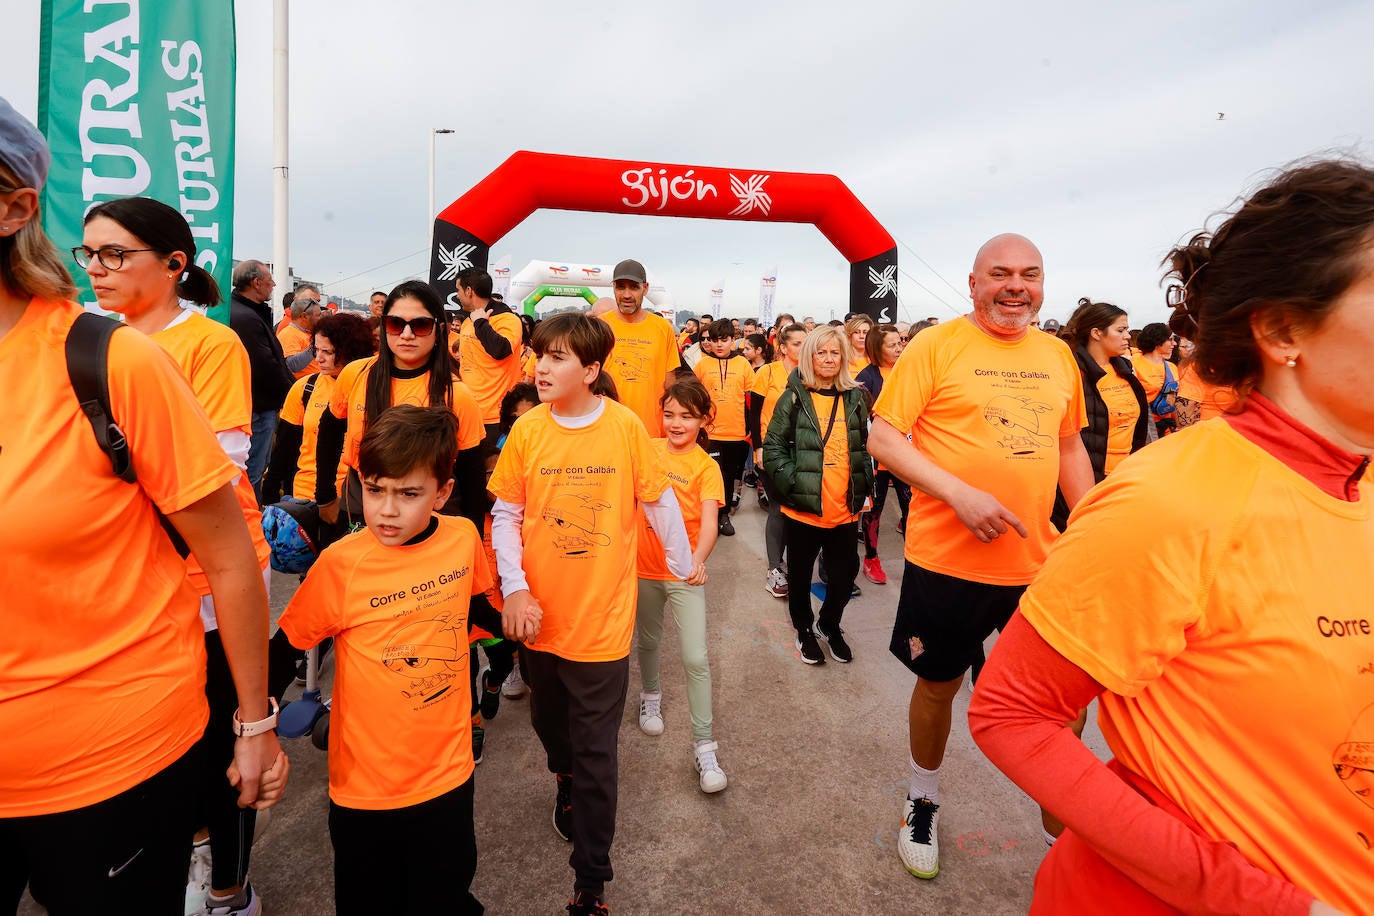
[0,744,202,916]
[861,470,911,559]
[785,516,859,634]
[707,439,749,517]
[469,639,518,716]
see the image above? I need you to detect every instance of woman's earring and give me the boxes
[1285,355,1298,368]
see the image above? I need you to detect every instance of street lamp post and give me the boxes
[428,128,455,256]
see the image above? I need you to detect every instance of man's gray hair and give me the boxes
[232,259,267,292]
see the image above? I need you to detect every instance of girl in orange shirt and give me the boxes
[635,378,728,793]
[1131,323,1180,437]
[844,314,872,376]
[854,324,909,586]
[970,159,1374,915]
[748,323,807,598]
[0,107,283,916]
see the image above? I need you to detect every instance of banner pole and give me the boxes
[272,0,290,318]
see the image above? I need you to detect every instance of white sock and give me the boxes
[907,756,939,802]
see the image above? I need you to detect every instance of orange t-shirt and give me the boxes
[521,348,536,383]
[850,355,870,377]
[637,441,724,580]
[600,310,679,436]
[279,515,492,809]
[330,356,484,473]
[781,391,859,528]
[457,311,523,423]
[1094,366,1140,476]
[153,312,271,593]
[279,371,337,501]
[489,399,669,661]
[694,354,755,442]
[872,317,1087,585]
[1019,420,1374,912]
[1130,354,1178,405]
[277,322,318,378]
[751,360,794,445]
[0,299,236,816]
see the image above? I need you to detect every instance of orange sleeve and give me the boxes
[280,376,308,425]
[488,419,528,505]
[659,321,679,376]
[1060,348,1089,436]
[331,358,368,419]
[629,416,670,503]
[279,541,349,649]
[451,379,485,449]
[872,331,936,433]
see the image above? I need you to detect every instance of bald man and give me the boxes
[867,234,1093,881]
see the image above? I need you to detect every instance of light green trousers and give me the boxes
[636,577,714,742]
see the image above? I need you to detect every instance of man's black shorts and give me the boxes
[888,561,1027,682]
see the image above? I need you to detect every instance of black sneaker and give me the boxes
[742,470,758,488]
[567,891,609,916]
[795,629,826,665]
[553,773,573,841]
[472,723,485,765]
[719,515,735,537]
[479,669,502,720]
[757,488,769,508]
[816,625,853,663]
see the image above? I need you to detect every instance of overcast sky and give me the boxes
[8,0,1374,325]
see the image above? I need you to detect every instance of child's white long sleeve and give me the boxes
[642,488,693,580]
[490,499,528,598]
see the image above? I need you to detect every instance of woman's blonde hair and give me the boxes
[0,161,76,301]
[797,324,858,391]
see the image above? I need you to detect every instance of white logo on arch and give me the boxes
[728,174,772,216]
[437,243,476,281]
[868,265,897,299]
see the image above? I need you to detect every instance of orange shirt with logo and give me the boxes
[637,441,724,580]
[600,310,679,436]
[279,371,337,501]
[458,311,523,423]
[694,354,755,441]
[0,299,236,816]
[1019,420,1374,912]
[279,515,491,809]
[781,391,859,528]
[330,356,483,473]
[153,312,271,593]
[277,322,318,377]
[872,317,1086,585]
[489,400,670,661]
[750,361,793,445]
[1094,367,1140,475]
[1130,354,1178,405]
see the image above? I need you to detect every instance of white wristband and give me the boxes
[232,697,280,737]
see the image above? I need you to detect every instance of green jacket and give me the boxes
[762,370,874,519]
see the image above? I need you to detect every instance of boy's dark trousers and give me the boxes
[329,777,482,915]
[522,647,630,896]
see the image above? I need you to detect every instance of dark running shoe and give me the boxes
[553,773,573,841]
[472,723,485,765]
[796,629,826,665]
[479,668,502,720]
[719,515,736,537]
[567,891,609,915]
[816,624,853,663]
[742,470,758,488]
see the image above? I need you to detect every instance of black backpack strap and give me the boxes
[302,372,320,408]
[66,312,136,483]
[66,312,190,558]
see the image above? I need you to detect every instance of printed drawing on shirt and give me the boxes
[609,349,650,383]
[983,395,1054,455]
[1333,702,1374,813]
[541,492,613,556]
[381,613,468,705]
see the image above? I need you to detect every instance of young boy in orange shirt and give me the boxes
[693,318,756,537]
[489,313,693,916]
[279,405,500,916]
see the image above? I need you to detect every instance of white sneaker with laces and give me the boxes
[764,567,789,598]
[694,740,728,793]
[898,795,940,879]
[638,691,664,736]
[203,881,261,916]
[183,836,211,916]
[502,665,528,699]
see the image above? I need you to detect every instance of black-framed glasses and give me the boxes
[71,245,157,270]
[383,315,437,337]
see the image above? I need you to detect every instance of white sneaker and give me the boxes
[694,740,728,793]
[184,836,211,916]
[502,665,528,699]
[638,692,664,736]
[764,567,789,598]
[204,881,261,915]
[898,796,940,879]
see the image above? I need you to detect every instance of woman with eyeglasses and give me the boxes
[970,159,1374,915]
[1131,323,1181,437]
[78,195,299,914]
[0,98,285,916]
[313,279,486,533]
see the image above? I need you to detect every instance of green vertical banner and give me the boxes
[37,0,237,323]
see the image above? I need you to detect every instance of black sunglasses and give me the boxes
[383,315,437,337]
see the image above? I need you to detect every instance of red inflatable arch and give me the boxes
[430,151,898,321]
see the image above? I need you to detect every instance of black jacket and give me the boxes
[1051,348,1149,529]
[468,300,518,360]
[229,291,295,411]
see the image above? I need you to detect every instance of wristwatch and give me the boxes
[231,698,280,737]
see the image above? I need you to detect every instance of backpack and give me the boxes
[1148,360,1179,418]
[65,312,190,556]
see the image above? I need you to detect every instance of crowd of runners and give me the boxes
[2,94,1372,916]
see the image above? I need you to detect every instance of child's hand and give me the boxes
[503,590,542,642]
[684,563,708,587]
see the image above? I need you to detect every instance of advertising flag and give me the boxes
[490,253,513,301]
[709,283,723,316]
[38,0,237,322]
[758,265,777,328]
